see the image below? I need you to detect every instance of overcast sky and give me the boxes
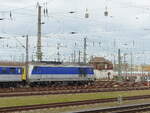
[0,0,150,65]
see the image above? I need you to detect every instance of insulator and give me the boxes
[74,42,76,46]
[104,11,108,16]
[46,8,48,16]
[10,11,12,20]
[85,13,89,18]
[85,8,89,18]
[99,42,101,47]
[104,6,108,16]
[69,11,75,14]
[36,2,39,8]
[43,9,46,16]
[70,32,76,34]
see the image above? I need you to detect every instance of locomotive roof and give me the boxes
[30,64,93,67]
[0,61,93,67]
[30,62,93,67]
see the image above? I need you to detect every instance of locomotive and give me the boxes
[0,62,95,87]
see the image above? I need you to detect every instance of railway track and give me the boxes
[1,95,150,112]
[0,81,148,97]
[76,103,150,113]
[0,81,147,93]
[0,86,149,97]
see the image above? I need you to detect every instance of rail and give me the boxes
[0,95,150,112]
[0,87,149,97]
[76,103,150,113]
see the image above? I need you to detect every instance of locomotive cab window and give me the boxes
[33,66,38,70]
[33,66,41,73]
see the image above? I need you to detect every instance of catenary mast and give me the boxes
[36,4,42,62]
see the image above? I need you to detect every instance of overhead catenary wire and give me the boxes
[0,1,149,64]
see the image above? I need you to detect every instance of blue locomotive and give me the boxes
[28,64,94,85]
[0,63,95,87]
[0,66,24,87]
